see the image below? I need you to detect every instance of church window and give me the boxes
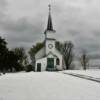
[56,58,60,65]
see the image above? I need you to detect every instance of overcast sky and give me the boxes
[0,0,100,57]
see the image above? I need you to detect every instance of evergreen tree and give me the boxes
[29,42,44,67]
[12,47,28,70]
[0,36,8,73]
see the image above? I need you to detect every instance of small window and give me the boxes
[56,58,60,65]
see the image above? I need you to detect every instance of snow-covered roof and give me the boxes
[35,47,45,60]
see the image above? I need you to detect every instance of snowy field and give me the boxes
[0,72,100,100]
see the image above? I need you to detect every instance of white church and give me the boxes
[35,5,65,71]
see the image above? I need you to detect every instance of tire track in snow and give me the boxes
[61,72,100,83]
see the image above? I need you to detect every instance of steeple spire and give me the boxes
[47,4,53,31]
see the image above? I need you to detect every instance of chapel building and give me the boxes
[35,5,65,71]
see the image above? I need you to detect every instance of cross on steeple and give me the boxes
[48,4,51,12]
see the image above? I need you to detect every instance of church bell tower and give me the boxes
[44,5,56,55]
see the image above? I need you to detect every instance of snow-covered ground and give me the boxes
[0,72,100,100]
[62,70,100,78]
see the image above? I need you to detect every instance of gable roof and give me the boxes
[46,51,58,58]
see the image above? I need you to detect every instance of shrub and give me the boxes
[25,64,33,72]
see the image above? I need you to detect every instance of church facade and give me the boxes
[35,5,65,71]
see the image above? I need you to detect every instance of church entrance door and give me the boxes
[37,63,41,72]
[47,58,54,71]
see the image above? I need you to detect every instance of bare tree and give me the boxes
[80,50,89,70]
[62,41,74,70]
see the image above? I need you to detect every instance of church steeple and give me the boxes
[47,4,53,31]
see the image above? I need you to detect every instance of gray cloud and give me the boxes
[0,0,100,57]
[0,17,44,49]
[0,0,7,18]
[0,0,7,10]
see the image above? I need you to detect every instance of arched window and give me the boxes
[56,58,60,65]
